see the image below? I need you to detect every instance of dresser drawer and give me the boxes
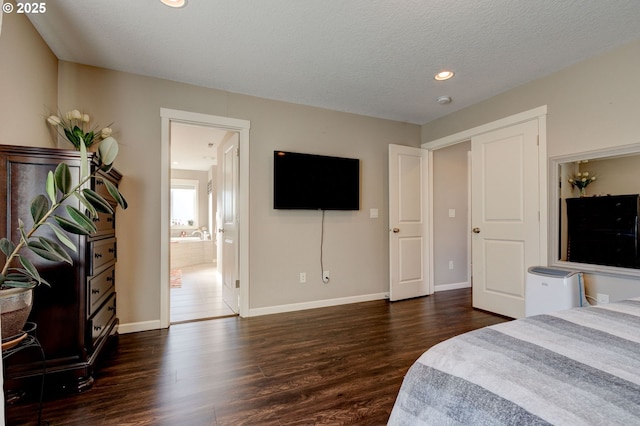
[89,238,117,275]
[90,210,116,238]
[89,293,116,348]
[88,266,115,317]
[94,174,118,204]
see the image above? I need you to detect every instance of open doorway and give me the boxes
[169,122,236,323]
[160,108,251,328]
[431,142,472,293]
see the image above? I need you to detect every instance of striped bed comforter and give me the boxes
[388,298,640,425]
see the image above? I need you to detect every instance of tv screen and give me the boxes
[273,151,360,210]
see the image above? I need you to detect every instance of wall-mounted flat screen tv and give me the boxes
[273,151,360,210]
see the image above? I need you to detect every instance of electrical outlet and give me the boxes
[299,272,306,283]
[597,293,609,304]
[323,270,330,282]
[448,260,454,270]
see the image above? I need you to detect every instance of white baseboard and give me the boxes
[435,281,471,292]
[248,292,388,317]
[118,293,388,331]
[119,320,163,334]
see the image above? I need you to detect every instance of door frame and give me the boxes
[160,108,251,328]
[422,106,548,290]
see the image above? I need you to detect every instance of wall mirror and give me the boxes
[549,143,640,277]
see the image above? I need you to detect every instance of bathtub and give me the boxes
[170,236,203,243]
[170,237,215,268]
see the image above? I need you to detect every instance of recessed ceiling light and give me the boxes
[434,70,455,81]
[437,96,452,104]
[161,0,187,8]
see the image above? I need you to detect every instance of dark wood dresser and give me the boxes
[566,194,640,268]
[0,145,121,396]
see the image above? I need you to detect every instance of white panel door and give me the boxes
[389,144,430,301]
[471,120,539,318]
[219,135,240,313]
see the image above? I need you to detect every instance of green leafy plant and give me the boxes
[0,139,128,289]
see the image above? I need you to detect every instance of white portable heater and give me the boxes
[525,267,587,317]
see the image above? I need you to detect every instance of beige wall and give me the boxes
[423,39,640,155]
[576,156,640,197]
[56,62,420,323]
[423,39,640,302]
[432,142,470,288]
[1,13,421,328]
[0,7,57,147]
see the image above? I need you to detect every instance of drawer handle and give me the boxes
[92,289,100,295]
[95,253,103,259]
[94,325,103,332]
[92,217,100,223]
[108,248,115,253]
[107,217,114,223]
[108,306,115,312]
[107,276,114,282]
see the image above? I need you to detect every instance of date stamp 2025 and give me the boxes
[2,2,47,15]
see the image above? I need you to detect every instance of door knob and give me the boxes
[217,228,225,233]
[472,227,481,234]
[392,228,400,233]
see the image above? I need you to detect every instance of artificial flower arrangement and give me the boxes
[47,109,113,149]
[568,171,597,196]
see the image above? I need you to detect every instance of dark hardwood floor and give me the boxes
[6,288,509,425]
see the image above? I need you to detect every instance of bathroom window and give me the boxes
[171,179,199,227]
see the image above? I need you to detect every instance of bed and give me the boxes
[388,298,640,425]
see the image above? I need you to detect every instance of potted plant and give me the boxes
[0,138,127,343]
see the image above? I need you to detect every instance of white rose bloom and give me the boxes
[591,176,596,181]
[83,114,90,123]
[582,178,587,182]
[47,115,61,126]
[101,127,113,138]
[71,109,82,120]
[583,172,589,176]
[577,172,582,177]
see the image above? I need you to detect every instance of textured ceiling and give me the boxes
[24,0,640,125]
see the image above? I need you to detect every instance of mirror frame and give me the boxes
[549,142,640,278]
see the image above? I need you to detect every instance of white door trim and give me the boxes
[422,106,548,292]
[160,108,251,327]
[422,105,547,151]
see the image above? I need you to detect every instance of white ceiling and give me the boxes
[170,122,232,170]
[23,0,640,165]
